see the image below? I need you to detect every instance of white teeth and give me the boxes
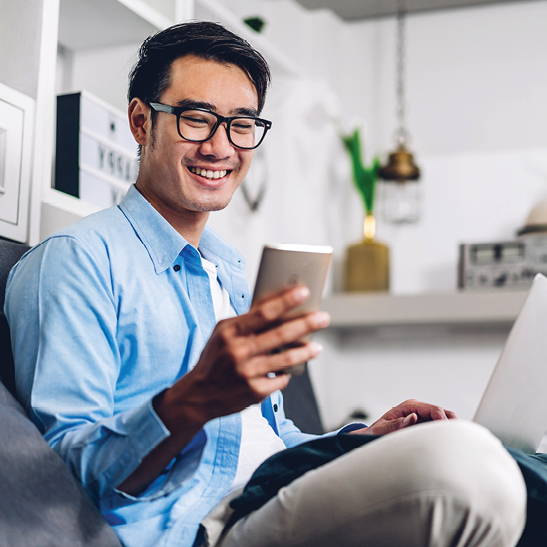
[189,167,227,180]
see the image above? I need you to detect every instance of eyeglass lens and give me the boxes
[178,110,266,149]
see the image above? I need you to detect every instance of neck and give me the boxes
[134,182,209,248]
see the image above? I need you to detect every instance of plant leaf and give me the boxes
[342,130,379,215]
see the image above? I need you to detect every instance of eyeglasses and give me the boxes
[149,103,272,150]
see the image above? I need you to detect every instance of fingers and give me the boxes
[250,340,324,376]
[249,310,330,357]
[418,403,457,421]
[365,412,417,435]
[235,285,312,336]
[358,402,457,438]
[249,370,292,397]
[388,399,457,422]
[187,286,328,419]
[217,285,330,373]
[402,412,418,427]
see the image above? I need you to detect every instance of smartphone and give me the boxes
[252,243,333,375]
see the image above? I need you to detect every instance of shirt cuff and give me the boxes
[329,422,368,435]
[110,400,207,504]
[102,399,170,492]
[123,398,172,456]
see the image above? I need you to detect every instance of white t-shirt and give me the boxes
[200,257,286,494]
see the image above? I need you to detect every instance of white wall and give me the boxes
[0,0,44,99]
[210,0,547,431]
[57,43,139,112]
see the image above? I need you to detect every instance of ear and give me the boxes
[128,98,150,146]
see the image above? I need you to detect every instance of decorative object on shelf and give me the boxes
[379,2,421,224]
[342,128,389,292]
[243,16,266,33]
[517,201,547,236]
[55,91,137,209]
[460,203,547,291]
[458,238,547,291]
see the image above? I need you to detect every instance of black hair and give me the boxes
[128,21,271,113]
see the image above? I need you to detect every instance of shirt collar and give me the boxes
[118,185,245,274]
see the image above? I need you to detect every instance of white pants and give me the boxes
[202,420,526,547]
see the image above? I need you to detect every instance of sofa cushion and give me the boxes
[0,239,31,397]
[0,381,122,547]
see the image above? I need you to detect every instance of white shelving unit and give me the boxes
[194,0,303,78]
[34,0,177,244]
[323,290,528,329]
[58,0,172,51]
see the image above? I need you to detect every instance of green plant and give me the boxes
[243,17,266,33]
[342,129,380,216]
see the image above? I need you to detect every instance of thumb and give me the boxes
[382,415,411,434]
[401,412,417,428]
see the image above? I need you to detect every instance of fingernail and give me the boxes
[314,311,330,328]
[294,286,310,301]
[403,414,413,426]
[309,341,324,355]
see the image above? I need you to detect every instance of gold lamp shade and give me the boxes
[379,143,420,182]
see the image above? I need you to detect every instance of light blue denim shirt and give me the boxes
[5,185,330,547]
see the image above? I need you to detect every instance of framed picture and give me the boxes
[0,81,35,242]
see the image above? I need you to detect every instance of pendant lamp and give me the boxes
[379,4,421,224]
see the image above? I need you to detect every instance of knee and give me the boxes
[399,420,526,543]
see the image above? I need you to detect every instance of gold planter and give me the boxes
[344,215,389,292]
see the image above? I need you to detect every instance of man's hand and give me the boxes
[119,285,329,496]
[351,399,457,436]
[156,285,330,433]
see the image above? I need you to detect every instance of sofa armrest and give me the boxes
[0,381,122,547]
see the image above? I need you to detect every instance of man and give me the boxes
[5,21,526,547]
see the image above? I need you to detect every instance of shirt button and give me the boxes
[173,265,181,272]
[273,404,278,412]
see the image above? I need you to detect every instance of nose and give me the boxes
[198,123,235,159]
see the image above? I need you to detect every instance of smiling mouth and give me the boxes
[188,166,229,180]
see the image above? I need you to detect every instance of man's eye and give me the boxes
[232,120,254,133]
[181,116,209,126]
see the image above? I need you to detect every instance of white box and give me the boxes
[55,91,138,209]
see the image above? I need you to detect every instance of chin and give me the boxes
[189,196,234,213]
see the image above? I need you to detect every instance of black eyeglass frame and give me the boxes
[149,102,272,150]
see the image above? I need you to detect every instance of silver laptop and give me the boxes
[473,273,547,453]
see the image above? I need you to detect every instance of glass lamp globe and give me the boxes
[379,143,421,224]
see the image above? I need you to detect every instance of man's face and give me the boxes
[135,55,258,220]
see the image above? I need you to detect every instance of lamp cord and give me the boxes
[396,1,408,147]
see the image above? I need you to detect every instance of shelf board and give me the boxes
[40,188,102,240]
[42,187,101,215]
[195,0,304,78]
[291,0,536,22]
[58,0,173,51]
[322,290,528,329]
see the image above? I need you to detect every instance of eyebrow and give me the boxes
[174,99,259,118]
